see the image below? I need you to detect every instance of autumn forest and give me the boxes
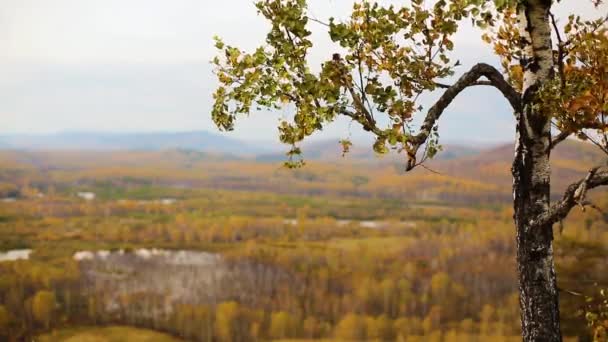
[0,140,606,341]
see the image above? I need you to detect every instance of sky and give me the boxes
[0,0,605,144]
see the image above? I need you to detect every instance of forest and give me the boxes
[2,0,607,339]
[0,144,607,341]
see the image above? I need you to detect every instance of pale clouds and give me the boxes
[0,0,605,143]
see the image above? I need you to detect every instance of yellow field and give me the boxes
[37,326,183,342]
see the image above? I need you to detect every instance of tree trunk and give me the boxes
[513,1,562,341]
[512,0,561,341]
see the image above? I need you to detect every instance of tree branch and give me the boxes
[340,109,387,137]
[428,80,495,89]
[550,130,571,150]
[550,12,567,91]
[306,15,329,27]
[406,63,522,170]
[533,167,608,227]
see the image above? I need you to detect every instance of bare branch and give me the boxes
[306,16,329,27]
[472,80,495,86]
[355,46,375,122]
[428,80,494,89]
[406,63,522,170]
[533,167,608,227]
[400,77,495,90]
[324,55,380,135]
[345,86,377,129]
[549,12,567,91]
[558,287,585,297]
[550,130,571,150]
[419,163,443,175]
[574,167,598,208]
[340,109,387,138]
[579,200,606,215]
[580,130,608,155]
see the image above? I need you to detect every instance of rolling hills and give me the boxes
[0,138,604,205]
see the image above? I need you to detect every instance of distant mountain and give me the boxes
[257,138,607,199]
[256,138,485,162]
[428,139,607,194]
[0,131,272,155]
[2,132,602,194]
[0,136,603,204]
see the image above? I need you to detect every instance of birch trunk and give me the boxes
[513,0,562,340]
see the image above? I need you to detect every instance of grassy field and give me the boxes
[37,326,183,342]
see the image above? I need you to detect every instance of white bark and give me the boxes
[518,1,554,93]
[513,1,562,341]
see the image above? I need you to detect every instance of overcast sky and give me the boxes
[0,0,605,143]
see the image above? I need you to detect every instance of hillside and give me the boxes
[429,139,607,194]
[257,139,484,162]
[1,139,606,341]
[0,138,604,205]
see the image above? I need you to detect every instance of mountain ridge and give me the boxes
[0,131,272,155]
[0,137,604,204]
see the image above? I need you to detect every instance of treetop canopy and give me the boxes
[212,0,607,168]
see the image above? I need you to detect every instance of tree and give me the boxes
[215,301,256,342]
[269,311,297,339]
[334,313,366,340]
[582,288,608,341]
[302,316,320,338]
[0,305,11,335]
[215,301,239,342]
[31,290,55,330]
[211,0,608,340]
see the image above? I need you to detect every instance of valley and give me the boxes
[0,141,606,341]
